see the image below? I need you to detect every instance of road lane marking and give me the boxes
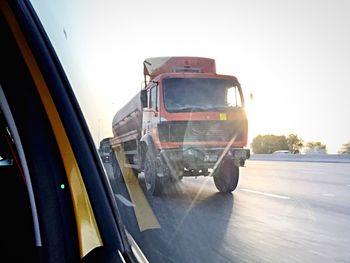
[308,250,325,257]
[113,148,160,231]
[239,188,291,200]
[322,193,336,197]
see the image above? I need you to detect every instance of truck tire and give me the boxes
[213,159,239,193]
[144,150,162,196]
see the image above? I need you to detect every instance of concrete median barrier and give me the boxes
[249,154,350,163]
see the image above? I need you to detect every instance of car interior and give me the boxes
[0,108,37,261]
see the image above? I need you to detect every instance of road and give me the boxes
[104,160,350,263]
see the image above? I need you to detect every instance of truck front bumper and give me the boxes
[159,147,250,170]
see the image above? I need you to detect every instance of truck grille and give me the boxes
[158,120,246,142]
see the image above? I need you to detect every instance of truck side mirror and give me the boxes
[141,90,147,108]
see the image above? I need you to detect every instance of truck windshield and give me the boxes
[163,78,242,112]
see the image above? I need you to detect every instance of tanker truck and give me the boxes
[110,57,250,195]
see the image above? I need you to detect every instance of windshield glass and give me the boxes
[163,78,242,112]
[28,0,350,262]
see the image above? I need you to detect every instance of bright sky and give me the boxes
[32,0,350,153]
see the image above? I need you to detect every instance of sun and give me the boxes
[245,91,291,146]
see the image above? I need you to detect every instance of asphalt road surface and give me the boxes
[104,160,350,263]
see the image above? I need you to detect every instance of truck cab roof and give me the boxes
[143,57,216,80]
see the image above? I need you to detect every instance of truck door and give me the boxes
[143,85,159,135]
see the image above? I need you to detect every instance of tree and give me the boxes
[251,134,289,154]
[338,141,350,154]
[304,141,327,154]
[286,134,304,154]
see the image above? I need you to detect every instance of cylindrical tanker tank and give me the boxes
[112,92,143,140]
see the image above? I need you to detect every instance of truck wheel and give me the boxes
[213,159,239,193]
[144,151,162,195]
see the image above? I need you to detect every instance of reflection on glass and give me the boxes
[163,78,242,112]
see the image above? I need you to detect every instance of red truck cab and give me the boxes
[112,57,250,195]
